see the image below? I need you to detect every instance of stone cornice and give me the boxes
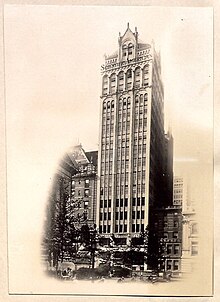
[101,55,152,75]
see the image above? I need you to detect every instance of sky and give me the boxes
[4,5,213,293]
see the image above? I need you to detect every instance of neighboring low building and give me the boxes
[43,144,98,269]
[181,206,199,273]
[173,176,199,274]
[70,145,98,228]
[154,206,182,275]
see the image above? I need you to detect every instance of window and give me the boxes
[126,69,132,89]
[108,200,111,208]
[167,260,172,270]
[141,197,145,205]
[192,223,198,234]
[137,211,140,219]
[174,260,179,271]
[116,199,119,207]
[111,100,114,109]
[132,224,135,232]
[124,198,128,207]
[118,71,124,92]
[110,74,116,93]
[108,212,111,220]
[120,212,123,220]
[132,198,136,206]
[84,189,89,197]
[134,67,141,88]
[132,211,135,219]
[107,225,111,233]
[99,225,102,233]
[103,75,108,95]
[116,212,119,220]
[128,43,133,55]
[143,66,149,86]
[174,244,180,255]
[136,224,140,232]
[191,241,198,256]
[104,212,107,220]
[124,224,127,232]
[115,225,119,233]
[85,179,90,188]
[141,210,145,219]
[124,211,127,220]
[103,225,106,233]
[100,212,103,220]
[127,97,131,108]
[173,232,178,239]
[174,221,179,228]
[167,245,172,254]
[122,44,127,58]
[119,225,123,233]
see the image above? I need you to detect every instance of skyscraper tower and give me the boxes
[97,24,172,243]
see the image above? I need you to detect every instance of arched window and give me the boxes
[102,75,108,95]
[118,71,124,92]
[134,67,141,88]
[123,98,127,108]
[103,102,106,112]
[118,98,123,110]
[143,65,149,86]
[140,94,143,106]
[128,43,133,56]
[122,44,127,60]
[110,73,116,94]
[126,69,132,90]
[111,100,114,111]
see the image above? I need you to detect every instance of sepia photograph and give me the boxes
[2,2,214,298]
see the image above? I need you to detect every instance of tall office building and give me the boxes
[97,24,172,243]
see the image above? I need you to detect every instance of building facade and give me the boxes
[157,206,182,274]
[97,24,173,245]
[173,176,188,207]
[70,145,98,227]
[43,144,98,268]
[175,176,199,273]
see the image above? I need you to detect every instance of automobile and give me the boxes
[58,262,75,280]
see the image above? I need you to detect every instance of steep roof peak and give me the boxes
[119,23,137,41]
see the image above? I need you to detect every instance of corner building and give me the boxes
[97,24,172,243]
